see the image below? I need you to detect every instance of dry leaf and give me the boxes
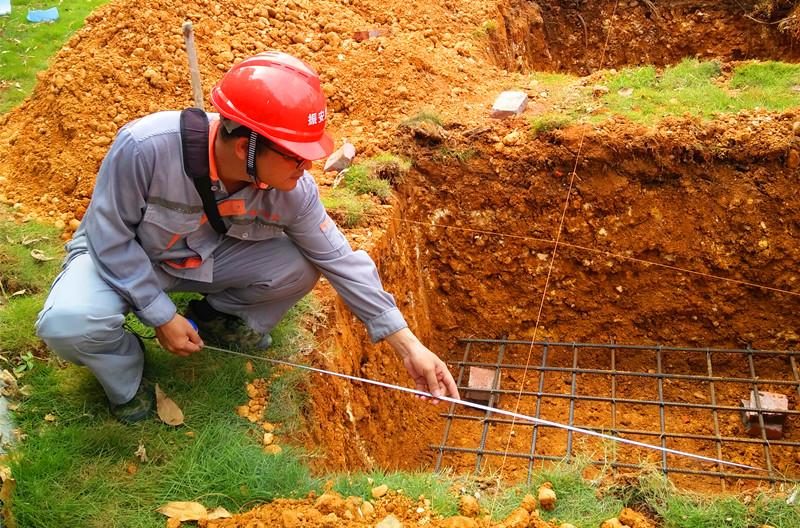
[10,290,26,297]
[21,236,48,246]
[0,456,11,482]
[155,384,184,426]
[207,506,233,520]
[155,501,208,521]
[0,477,16,527]
[135,441,147,462]
[30,249,55,262]
[0,370,19,395]
[43,414,56,422]
[618,87,634,96]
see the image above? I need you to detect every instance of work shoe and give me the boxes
[108,333,156,424]
[109,378,155,424]
[186,299,272,350]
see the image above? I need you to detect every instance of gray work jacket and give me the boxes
[65,111,406,343]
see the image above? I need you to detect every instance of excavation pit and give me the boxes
[304,111,800,495]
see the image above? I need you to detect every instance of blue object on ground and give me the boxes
[27,6,59,22]
[0,0,11,17]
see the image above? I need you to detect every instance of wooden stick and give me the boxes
[182,21,205,110]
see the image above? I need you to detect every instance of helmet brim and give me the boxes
[273,131,335,161]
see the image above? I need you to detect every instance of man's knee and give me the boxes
[291,258,321,294]
[36,303,125,350]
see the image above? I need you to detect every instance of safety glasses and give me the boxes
[265,144,306,169]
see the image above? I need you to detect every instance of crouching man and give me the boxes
[35,51,459,423]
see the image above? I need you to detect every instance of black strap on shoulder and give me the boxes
[180,108,228,234]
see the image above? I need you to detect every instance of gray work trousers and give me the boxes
[35,235,320,404]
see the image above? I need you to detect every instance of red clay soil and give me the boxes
[1,0,800,525]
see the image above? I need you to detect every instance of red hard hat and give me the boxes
[210,51,334,160]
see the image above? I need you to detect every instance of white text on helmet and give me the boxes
[308,109,327,126]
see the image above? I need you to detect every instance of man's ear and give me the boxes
[233,136,250,161]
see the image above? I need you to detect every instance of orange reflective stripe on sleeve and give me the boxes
[319,217,332,231]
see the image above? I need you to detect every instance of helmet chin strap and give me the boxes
[245,130,263,188]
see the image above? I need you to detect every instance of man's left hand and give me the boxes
[384,327,460,404]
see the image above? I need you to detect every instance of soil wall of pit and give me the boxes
[302,111,800,476]
[489,0,800,75]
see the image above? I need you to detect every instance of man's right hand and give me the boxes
[155,314,204,357]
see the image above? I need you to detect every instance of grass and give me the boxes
[321,188,373,228]
[320,154,411,227]
[6,288,327,527]
[0,0,109,113]
[597,58,800,123]
[0,207,63,360]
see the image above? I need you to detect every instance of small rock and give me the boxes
[375,514,403,528]
[503,507,529,528]
[315,492,347,515]
[458,494,480,517]
[502,131,521,146]
[282,509,300,528]
[618,508,651,527]
[592,85,610,97]
[68,219,81,231]
[792,121,800,136]
[262,444,282,455]
[359,501,375,518]
[600,518,625,528]
[371,484,389,499]
[537,482,556,511]
[787,149,799,169]
[520,493,537,513]
[442,516,479,528]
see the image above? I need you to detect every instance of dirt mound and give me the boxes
[0,0,796,227]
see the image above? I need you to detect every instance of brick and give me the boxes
[323,142,356,173]
[490,91,528,119]
[740,390,789,439]
[465,366,500,404]
[741,391,788,424]
[742,420,784,440]
[353,28,392,43]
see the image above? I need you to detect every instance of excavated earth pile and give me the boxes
[1,0,800,523]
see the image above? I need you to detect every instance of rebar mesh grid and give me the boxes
[432,339,800,490]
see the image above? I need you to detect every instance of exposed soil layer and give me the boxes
[1,0,799,521]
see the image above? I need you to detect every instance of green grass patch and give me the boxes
[0,0,109,113]
[0,205,64,364]
[598,58,800,123]
[434,146,478,163]
[321,188,373,228]
[321,154,412,227]
[398,109,444,128]
[471,20,498,38]
[9,351,322,528]
[528,113,574,134]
